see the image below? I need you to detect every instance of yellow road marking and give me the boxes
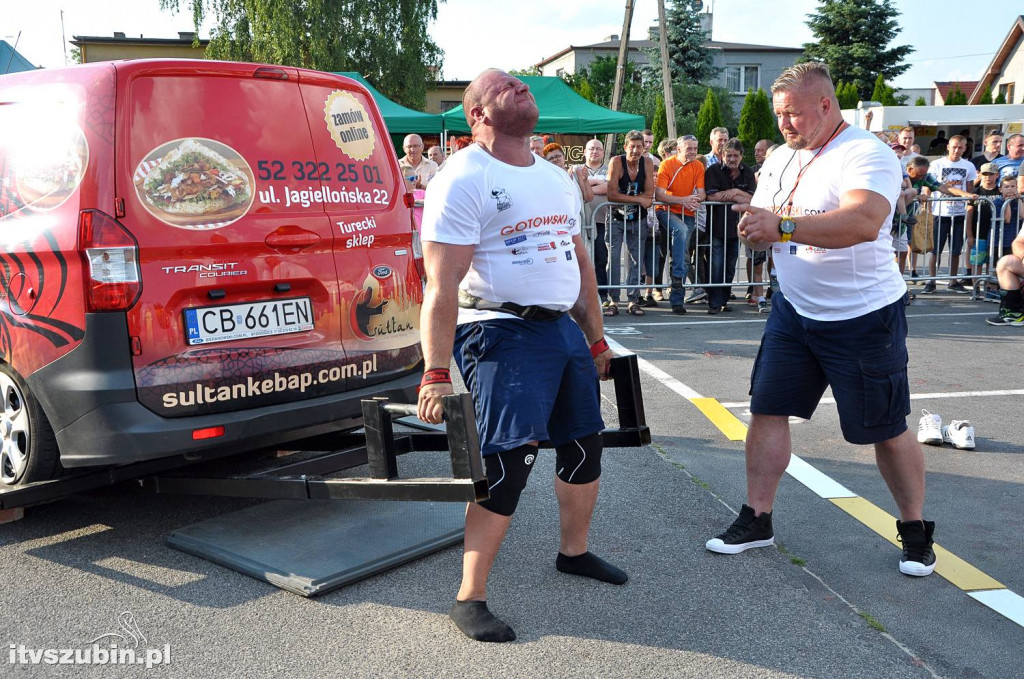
[689,398,748,441]
[687,395,1006,593]
[830,496,1004,591]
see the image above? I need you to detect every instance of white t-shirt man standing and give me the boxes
[925,135,978,293]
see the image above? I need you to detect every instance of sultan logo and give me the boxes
[524,454,535,465]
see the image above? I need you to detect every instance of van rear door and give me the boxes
[115,61,344,417]
[296,71,423,391]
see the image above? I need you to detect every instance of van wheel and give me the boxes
[0,364,59,486]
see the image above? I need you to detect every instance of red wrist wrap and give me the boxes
[589,337,610,359]
[419,368,451,392]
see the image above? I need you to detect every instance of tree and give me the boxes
[945,84,967,105]
[870,73,899,106]
[652,95,668,146]
[993,91,1006,105]
[915,96,927,106]
[159,0,445,110]
[739,88,778,163]
[836,81,859,109]
[661,0,718,86]
[696,88,724,154]
[578,55,641,109]
[509,66,540,77]
[978,85,993,105]
[801,0,913,101]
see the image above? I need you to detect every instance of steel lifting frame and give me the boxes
[0,355,649,509]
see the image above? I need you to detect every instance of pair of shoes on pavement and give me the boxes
[705,505,936,576]
[917,409,975,450]
[986,307,1024,326]
[756,299,769,314]
[947,281,969,294]
[707,304,732,315]
[639,295,658,308]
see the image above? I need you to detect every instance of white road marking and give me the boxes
[968,590,1024,628]
[607,334,1024,629]
[615,310,991,328]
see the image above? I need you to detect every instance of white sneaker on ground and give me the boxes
[917,410,942,446]
[941,421,975,450]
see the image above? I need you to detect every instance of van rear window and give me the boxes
[0,95,89,220]
[299,82,398,213]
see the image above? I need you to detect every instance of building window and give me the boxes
[556,68,565,78]
[439,100,461,112]
[725,65,759,94]
[998,82,1015,104]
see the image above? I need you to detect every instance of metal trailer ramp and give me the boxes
[167,498,464,597]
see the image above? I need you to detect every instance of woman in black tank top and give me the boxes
[605,133,655,316]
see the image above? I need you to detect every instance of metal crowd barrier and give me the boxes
[909,194,1022,301]
[586,200,770,310]
[584,193,1024,308]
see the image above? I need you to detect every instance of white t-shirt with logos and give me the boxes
[927,157,977,216]
[420,144,583,324]
[752,125,905,322]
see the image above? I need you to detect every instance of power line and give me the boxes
[905,51,995,63]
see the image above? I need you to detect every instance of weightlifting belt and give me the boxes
[458,289,566,322]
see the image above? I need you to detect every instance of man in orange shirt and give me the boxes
[656,135,706,314]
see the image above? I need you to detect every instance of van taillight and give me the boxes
[409,219,426,282]
[78,210,141,311]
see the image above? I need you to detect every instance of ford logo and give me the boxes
[372,265,392,278]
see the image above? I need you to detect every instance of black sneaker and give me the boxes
[640,295,658,308]
[671,305,687,315]
[921,282,936,294]
[947,281,969,294]
[986,308,1024,326]
[706,505,774,554]
[897,519,936,576]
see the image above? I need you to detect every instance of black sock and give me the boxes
[1003,288,1023,312]
[449,600,516,642]
[556,551,628,585]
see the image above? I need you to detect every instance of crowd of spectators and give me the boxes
[418,121,1023,320]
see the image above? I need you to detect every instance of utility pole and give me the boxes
[605,0,635,157]
[658,0,677,139]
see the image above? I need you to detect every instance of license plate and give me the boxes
[183,297,314,345]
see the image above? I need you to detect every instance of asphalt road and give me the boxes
[0,292,1020,678]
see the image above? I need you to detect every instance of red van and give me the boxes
[0,60,424,486]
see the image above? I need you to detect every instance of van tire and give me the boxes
[0,364,60,486]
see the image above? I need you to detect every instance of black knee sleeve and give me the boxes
[555,433,603,485]
[476,444,538,517]
[671,276,684,290]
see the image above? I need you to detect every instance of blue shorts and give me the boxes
[453,315,605,456]
[749,292,911,445]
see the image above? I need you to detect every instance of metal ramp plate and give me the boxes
[167,499,464,596]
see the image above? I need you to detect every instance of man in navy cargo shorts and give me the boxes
[417,69,625,643]
[706,62,938,577]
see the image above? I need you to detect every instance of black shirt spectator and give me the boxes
[704,162,757,240]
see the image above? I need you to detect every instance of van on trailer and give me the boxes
[0,59,424,486]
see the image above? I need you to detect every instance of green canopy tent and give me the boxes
[440,75,646,134]
[333,72,443,134]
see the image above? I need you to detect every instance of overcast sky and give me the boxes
[4,1,1021,90]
